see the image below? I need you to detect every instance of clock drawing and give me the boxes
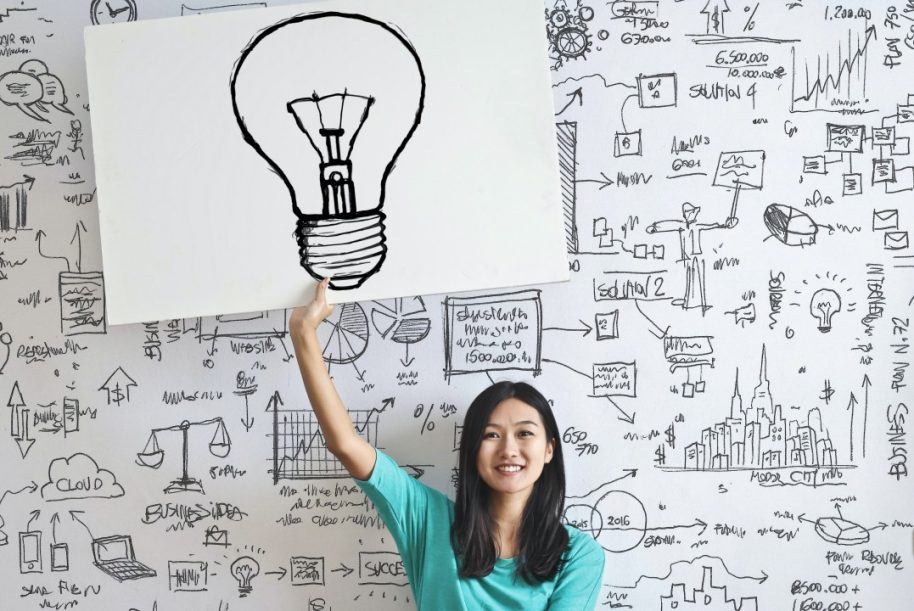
[90,0,138,25]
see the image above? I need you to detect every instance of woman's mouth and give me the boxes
[496,464,524,474]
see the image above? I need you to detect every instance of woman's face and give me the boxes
[475,397,554,500]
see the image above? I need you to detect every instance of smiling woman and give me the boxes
[289,279,605,610]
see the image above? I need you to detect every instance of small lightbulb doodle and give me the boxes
[809,288,841,333]
[230,555,260,597]
[231,12,426,290]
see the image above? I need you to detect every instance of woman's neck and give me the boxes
[489,491,529,558]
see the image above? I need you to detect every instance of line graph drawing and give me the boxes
[791,26,876,114]
[270,397,392,482]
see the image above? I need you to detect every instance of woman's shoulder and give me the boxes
[561,524,604,561]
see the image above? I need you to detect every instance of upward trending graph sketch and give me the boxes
[791,26,876,114]
[270,397,392,482]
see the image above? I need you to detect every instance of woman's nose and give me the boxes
[499,437,519,457]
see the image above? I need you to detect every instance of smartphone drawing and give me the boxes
[51,543,69,572]
[19,531,42,573]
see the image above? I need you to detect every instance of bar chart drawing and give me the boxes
[0,176,34,231]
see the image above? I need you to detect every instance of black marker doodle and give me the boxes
[65,119,85,160]
[666,346,846,477]
[316,302,369,372]
[794,273,855,334]
[270,395,392,482]
[791,26,877,114]
[0,59,72,122]
[443,290,543,382]
[370,297,431,367]
[0,321,11,373]
[9,380,35,458]
[92,534,156,581]
[203,524,230,548]
[19,528,42,573]
[99,366,136,406]
[136,418,232,494]
[230,555,260,596]
[646,202,738,313]
[89,0,137,25]
[763,204,819,246]
[701,0,731,36]
[169,560,208,592]
[0,175,34,231]
[0,480,37,546]
[358,551,408,587]
[809,288,842,333]
[290,556,324,586]
[799,504,886,546]
[546,1,595,71]
[4,129,62,166]
[231,12,426,289]
[607,556,764,610]
[564,470,644,552]
[41,453,125,502]
[234,370,257,432]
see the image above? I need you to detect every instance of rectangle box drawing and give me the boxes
[826,124,865,153]
[592,362,637,398]
[443,290,542,379]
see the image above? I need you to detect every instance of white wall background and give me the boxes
[0,1,912,610]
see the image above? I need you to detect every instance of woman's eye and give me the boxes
[484,431,498,439]
[519,430,533,438]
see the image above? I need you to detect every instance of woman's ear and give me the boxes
[545,438,555,463]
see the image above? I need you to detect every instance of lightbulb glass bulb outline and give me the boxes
[809,288,841,333]
[230,12,426,290]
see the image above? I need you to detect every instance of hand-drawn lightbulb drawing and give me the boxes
[231,12,426,289]
[809,288,841,333]
[230,555,260,596]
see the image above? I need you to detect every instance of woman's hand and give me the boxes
[289,277,335,337]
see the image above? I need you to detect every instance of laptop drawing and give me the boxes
[92,535,157,581]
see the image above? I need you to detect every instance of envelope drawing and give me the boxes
[203,525,229,547]
[886,166,914,193]
[873,209,899,231]
[884,231,910,250]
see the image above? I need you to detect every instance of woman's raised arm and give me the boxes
[288,278,376,480]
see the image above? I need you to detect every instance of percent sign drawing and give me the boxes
[743,3,759,32]
[412,403,457,435]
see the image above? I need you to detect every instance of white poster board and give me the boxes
[85,0,567,324]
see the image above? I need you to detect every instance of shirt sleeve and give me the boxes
[353,449,435,571]
[547,532,605,610]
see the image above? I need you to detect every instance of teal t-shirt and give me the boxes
[354,449,605,610]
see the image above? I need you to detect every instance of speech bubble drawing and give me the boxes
[0,71,48,122]
[37,73,72,115]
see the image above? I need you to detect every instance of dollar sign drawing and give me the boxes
[654,444,666,466]
[111,384,125,405]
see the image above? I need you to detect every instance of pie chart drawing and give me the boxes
[371,297,431,344]
[814,516,870,546]
[318,303,369,364]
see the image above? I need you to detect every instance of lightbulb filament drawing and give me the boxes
[288,91,374,216]
[231,12,426,290]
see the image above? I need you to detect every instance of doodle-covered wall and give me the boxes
[0,1,912,610]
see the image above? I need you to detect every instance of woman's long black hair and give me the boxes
[450,381,568,583]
